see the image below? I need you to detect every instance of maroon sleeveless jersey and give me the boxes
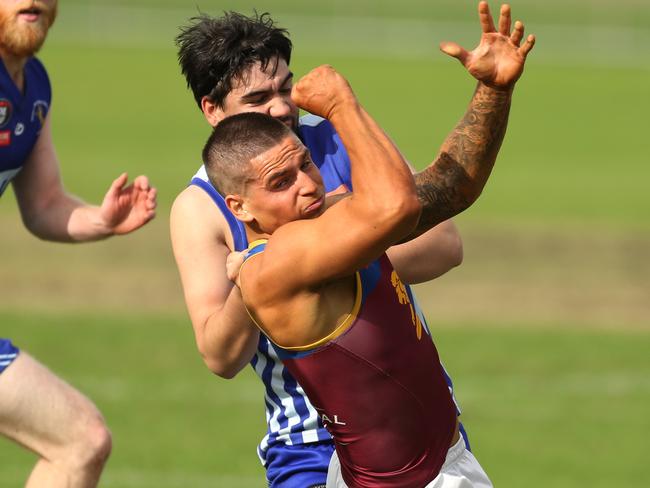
[267,251,457,487]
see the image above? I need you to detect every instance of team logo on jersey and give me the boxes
[31,100,49,127]
[391,271,423,340]
[0,130,10,147]
[0,99,12,128]
[14,123,25,136]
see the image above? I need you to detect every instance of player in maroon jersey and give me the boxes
[206,3,534,485]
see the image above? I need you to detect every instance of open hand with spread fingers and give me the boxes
[99,173,157,235]
[440,1,535,90]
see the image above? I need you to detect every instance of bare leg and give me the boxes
[0,352,112,488]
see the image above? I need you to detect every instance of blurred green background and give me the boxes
[1,0,649,486]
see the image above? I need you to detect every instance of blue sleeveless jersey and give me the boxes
[189,114,467,466]
[0,58,51,371]
[0,57,51,196]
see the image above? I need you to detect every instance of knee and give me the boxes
[71,416,113,470]
[84,418,112,466]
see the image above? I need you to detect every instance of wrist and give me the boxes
[478,80,514,95]
[328,97,362,125]
[92,207,118,238]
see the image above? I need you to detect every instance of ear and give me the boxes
[201,96,226,127]
[225,194,254,223]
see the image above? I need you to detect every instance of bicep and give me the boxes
[170,189,235,326]
[250,198,396,297]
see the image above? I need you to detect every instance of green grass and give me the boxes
[18,3,648,228]
[1,0,649,486]
[2,313,649,487]
[1,312,267,488]
[17,43,648,228]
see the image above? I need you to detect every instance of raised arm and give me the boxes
[12,112,157,242]
[246,65,421,293]
[409,2,535,236]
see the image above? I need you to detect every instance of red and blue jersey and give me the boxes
[188,114,467,467]
[0,57,51,196]
[244,243,457,487]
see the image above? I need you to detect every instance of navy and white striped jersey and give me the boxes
[189,114,467,466]
[0,57,51,196]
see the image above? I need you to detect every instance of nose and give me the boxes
[268,95,293,120]
[297,170,319,196]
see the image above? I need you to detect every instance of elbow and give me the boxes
[385,194,422,238]
[448,231,464,268]
[20,211,48,241]
[201,354,242,380]
[197,341,245,379]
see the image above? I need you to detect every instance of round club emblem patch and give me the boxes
[0,99,12,128]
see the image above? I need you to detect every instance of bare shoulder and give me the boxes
[170,185,232,250]
[238,219,318,304]
[170,184,237,311]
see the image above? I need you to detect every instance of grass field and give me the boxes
[1,0,649,486]
[3,314,649,487]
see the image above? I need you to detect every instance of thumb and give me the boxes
[439,42,469,65]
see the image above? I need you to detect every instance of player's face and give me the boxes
[241,136,325,234]
[210,57,299,132]
[0,0,58,58]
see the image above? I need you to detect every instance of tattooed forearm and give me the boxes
[409,82,512,237]
[413,153,472,230]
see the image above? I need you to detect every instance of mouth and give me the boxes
[18,6,43,22]
[304,196,325,216]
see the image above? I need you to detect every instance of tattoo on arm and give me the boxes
[411,83,512,236]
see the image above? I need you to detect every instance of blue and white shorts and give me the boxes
[0,338,20,374]
[265,440,334,488]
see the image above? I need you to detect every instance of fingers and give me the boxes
[132,175,150,190]
[498,4,511,36]
[132,175,157,210]
[439,41,469,66]
[105,172,128,200]
[292,65,356,119]
[510,20,524,45]
[110,172,128,191]
[518,34,536,57]
[146,187,158,210]
[226,251,246,282]
[478,1,496,33]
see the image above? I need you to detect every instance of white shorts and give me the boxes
[326,435,493,488]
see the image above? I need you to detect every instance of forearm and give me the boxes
[387,219,463,284]
[413,82,512,233]
[193,286,259,379]
[20,192,112,242]
[331,104,417,209]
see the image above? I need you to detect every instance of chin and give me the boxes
[0,6,56,57]
[0,25,48,57]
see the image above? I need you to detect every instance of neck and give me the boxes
[245,227,271,248]
[0,50,28,92]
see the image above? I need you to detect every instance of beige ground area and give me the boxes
[413,223,649,330]
[1,213,648,329]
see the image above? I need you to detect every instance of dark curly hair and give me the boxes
[176,11,292,109]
